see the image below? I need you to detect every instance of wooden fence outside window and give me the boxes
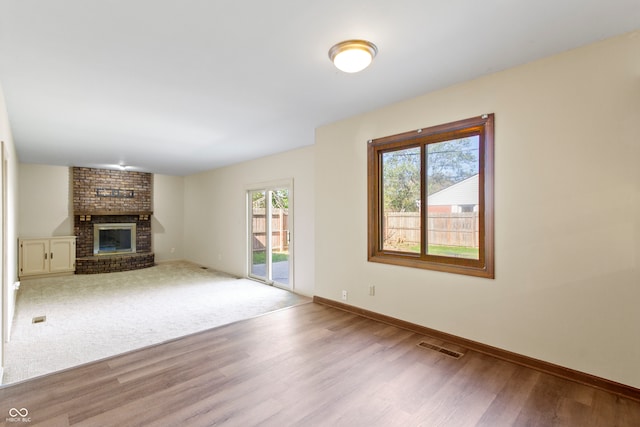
[252,208,289,252]
[384,212,479,248]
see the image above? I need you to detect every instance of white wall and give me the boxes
[315,31,640,388]
[18,164,73,237]
[184,146,315,297]
[153,174,185,262]
[0,82,20,371]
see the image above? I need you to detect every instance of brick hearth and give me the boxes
[76,253,155,274]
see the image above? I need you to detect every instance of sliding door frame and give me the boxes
[246,179,294,290]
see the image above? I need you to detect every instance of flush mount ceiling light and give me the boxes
[329,39,378,73]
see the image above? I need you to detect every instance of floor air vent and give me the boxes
[417,341,464,359]
[32,316,46,324]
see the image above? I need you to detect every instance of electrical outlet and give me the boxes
[369,285,375,296]
[341,290,348,301]
[170,247,175,254]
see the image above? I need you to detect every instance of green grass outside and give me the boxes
[252,251,289,264]
[401,244,479,259]
[428,245,478,258]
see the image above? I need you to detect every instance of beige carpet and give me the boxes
[3,261,309,384]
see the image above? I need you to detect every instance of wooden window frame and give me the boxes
[367,114,494,278]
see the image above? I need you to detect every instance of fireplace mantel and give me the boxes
[75,211,153,216]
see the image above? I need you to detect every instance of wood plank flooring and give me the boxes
[1,302,638,426]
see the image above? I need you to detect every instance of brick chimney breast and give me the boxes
[72,167,154,273]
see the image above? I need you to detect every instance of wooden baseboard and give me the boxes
[313,296,640,402]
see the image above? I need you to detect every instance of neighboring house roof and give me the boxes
[428,174,478,206]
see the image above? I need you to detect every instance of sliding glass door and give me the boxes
[248,186,291,289]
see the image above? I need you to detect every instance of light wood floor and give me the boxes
[1,302,638,426]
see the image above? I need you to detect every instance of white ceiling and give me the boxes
[1,1,638,176]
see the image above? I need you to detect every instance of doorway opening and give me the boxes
[248,185,292,289]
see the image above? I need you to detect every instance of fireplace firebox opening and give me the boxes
[94,223,137,255]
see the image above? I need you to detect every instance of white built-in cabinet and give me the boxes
[19,236,76,278]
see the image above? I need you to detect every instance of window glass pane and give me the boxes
[381,147,421,253]
[270,189,290,286]
[426,136,480,259]
[251,190,267,277]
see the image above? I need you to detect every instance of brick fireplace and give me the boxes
[73,167,155,274]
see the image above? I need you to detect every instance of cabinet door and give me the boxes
[50,238,76,273]
[20,239,50,276]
